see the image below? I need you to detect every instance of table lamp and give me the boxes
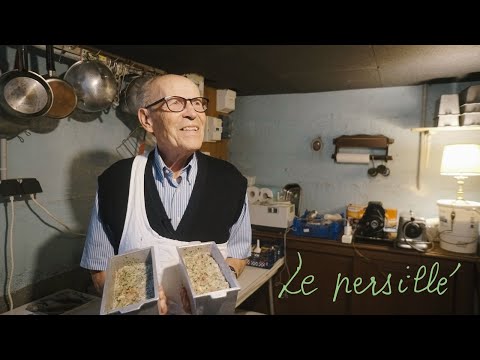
[437,144,480,254]
[440,144,480,201]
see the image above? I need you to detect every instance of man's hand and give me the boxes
[180,286,192,314]
[158,286,168,315]
[157,286,192,315]
[226,258,247,278]
[90,270,106,295]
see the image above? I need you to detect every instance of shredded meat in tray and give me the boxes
[183,250,229,295]
[112,262,154,310]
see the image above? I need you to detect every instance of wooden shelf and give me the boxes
[411,126,480,133]
[332,134,394,162]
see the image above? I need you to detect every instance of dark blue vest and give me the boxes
[97,151,247,254]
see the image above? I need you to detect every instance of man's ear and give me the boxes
[138,108,154,133]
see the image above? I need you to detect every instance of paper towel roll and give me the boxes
[259,187,282,201]
[335,153,370,164]
[247,186,260,203]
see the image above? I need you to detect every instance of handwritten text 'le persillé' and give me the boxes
[278,252,461,302]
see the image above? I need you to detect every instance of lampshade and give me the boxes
[440,144,480,201]
[440,144,480,176]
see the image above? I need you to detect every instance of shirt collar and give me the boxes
[153,147,196,185]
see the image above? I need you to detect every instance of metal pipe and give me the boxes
[416,84,429,190]
[0,138,7,180]
[31,45,166,75]
[31,45,81,62]
[421,83,428,127]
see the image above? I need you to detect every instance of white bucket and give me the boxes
[437,199,480,254]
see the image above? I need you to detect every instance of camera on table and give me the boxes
[396,214,428,249]
[354,201,386,240]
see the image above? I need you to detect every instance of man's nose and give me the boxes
[183,101,197,119]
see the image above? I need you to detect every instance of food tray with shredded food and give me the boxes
[100,246,159,315]
[177,242,240,315]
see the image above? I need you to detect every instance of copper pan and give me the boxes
[43,45,77,119]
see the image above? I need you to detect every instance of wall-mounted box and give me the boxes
[204,116,222,142]
[0,178,43,198]
[216,89,236,114]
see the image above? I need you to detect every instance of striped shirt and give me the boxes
[80,148,252,271]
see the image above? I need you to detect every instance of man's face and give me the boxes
[140,76,206,157]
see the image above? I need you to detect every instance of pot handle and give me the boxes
[46,45,55,76]
[17,45,27,72]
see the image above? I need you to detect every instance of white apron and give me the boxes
[118,152,228,313]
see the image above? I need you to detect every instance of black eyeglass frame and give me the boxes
[144,96,209,113]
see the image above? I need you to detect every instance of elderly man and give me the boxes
[80,74,251,314]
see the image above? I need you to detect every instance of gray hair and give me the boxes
[137,74,164,109]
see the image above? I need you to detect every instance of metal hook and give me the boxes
[368,156,378,177]
[57,49,65,64]
[16,135,24,143]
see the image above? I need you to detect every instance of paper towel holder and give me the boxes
[332,134,394,163]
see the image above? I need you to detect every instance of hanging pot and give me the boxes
[64,59,117,113]
[123,74,153,115]
[0,45,53,118]
[43,45,77,119]
[0,63,30,134]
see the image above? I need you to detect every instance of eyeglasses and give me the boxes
[144,96,209,113]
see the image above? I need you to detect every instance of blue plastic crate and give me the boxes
[247,245,281,269]
[292,214,343,240]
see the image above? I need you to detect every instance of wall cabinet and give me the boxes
[249,228,479,315]
[200,85,229,160]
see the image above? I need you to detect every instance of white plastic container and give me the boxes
[177,242,240,315]
[437,199,480,254]
[341,223,352,243]
[203,116,223,142]
[459,85,480,104]
[249,202,295,228]
[460,103,480,113]
[460,112,480,126]
[436,114,459,127]
[438,94,460,115]
[100,247,159,315]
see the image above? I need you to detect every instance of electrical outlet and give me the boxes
[0,178,43,202]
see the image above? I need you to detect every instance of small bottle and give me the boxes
[253,239,262,253]
[341,222,353,244]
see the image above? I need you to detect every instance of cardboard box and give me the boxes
[177,242,240,315]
